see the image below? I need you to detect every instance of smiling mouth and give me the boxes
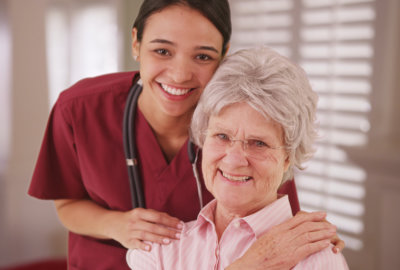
[221,170,252,183]
[160,83,193,96]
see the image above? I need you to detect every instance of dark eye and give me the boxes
[155,49,170,56]
[196,54,212,61]
[216,133,229,141]
[250,140,268,148]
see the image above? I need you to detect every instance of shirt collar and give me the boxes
[184,196,293,238]
[242,195,293,238]
[184,199,217,234]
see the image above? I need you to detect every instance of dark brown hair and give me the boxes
[133,0,231,56]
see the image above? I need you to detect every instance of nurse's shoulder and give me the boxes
[57,71,138,105]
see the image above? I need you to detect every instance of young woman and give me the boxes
[29,1,343,269]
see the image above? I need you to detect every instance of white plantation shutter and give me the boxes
[229,0,376,251]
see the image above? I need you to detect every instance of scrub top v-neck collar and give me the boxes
[135,105,197,214]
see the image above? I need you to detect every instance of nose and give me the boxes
[223,140,249,167]
[169,56,193,83]
[229,139,248,150]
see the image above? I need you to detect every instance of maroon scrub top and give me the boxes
[28,71,299,269]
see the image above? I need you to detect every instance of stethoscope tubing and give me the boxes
[123,78,146,208]
[123,76,203,210]
[187,140,204,209]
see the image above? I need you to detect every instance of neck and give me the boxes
[138,93,192,162]
[214,204,243,240]
[214,196,278,240]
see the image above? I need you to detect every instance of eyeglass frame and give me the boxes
[204,130,287,160]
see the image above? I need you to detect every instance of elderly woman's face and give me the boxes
[202,102,290,216]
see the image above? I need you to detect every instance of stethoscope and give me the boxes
[123,76,204,209]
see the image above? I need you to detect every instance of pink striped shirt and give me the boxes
[127,196,348,269]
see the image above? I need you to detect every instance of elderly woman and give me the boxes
[127,47,348,269]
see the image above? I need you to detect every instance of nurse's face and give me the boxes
[132,4,224,118]
[202,103,290,217]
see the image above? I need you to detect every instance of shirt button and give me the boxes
[233,220,240,228]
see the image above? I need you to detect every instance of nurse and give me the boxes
[29,0,343,269]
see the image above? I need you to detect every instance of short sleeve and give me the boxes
[126,248,157,270]
[28,99,88,199]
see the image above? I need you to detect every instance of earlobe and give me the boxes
[131,28,140,61]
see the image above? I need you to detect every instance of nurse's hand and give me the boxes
[295,210,345,253]
[225,211,337,270]
[108,208,183,251]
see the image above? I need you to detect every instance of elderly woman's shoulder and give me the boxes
[293,244,349,270]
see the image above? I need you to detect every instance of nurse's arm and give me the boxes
[54,199,183,251]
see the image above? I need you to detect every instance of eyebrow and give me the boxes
[150,39,173,45]
[208,126,232,134]
[149,39,220,54]
[210,125,277,143]
[196,45,219,54]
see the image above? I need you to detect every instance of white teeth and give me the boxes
[222,171,251,182]
[161,84,191,96]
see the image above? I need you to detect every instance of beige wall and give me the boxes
[1,0,66,266]
[0,0,142,266]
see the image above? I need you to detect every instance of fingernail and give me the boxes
[144,245,150,251]
[177,222,183,229]
[175,233,181,239]
[334,247,340,253]
[163,238,170,244]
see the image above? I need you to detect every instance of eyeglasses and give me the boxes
[205,131,285,160]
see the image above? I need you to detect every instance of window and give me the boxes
[229,0,376,251]
[0,0,11,172]
[46,0,122,107]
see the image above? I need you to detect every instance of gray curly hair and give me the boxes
[190,46,318,181]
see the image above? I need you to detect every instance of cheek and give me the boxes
[201,144,222,188]
[263,151,282,163]
[139,53,164,77]
[255,168,281,197]
[190,88,204,105]
[264,151,288,169]
[257,156,287,188]
[198,63,220,86]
